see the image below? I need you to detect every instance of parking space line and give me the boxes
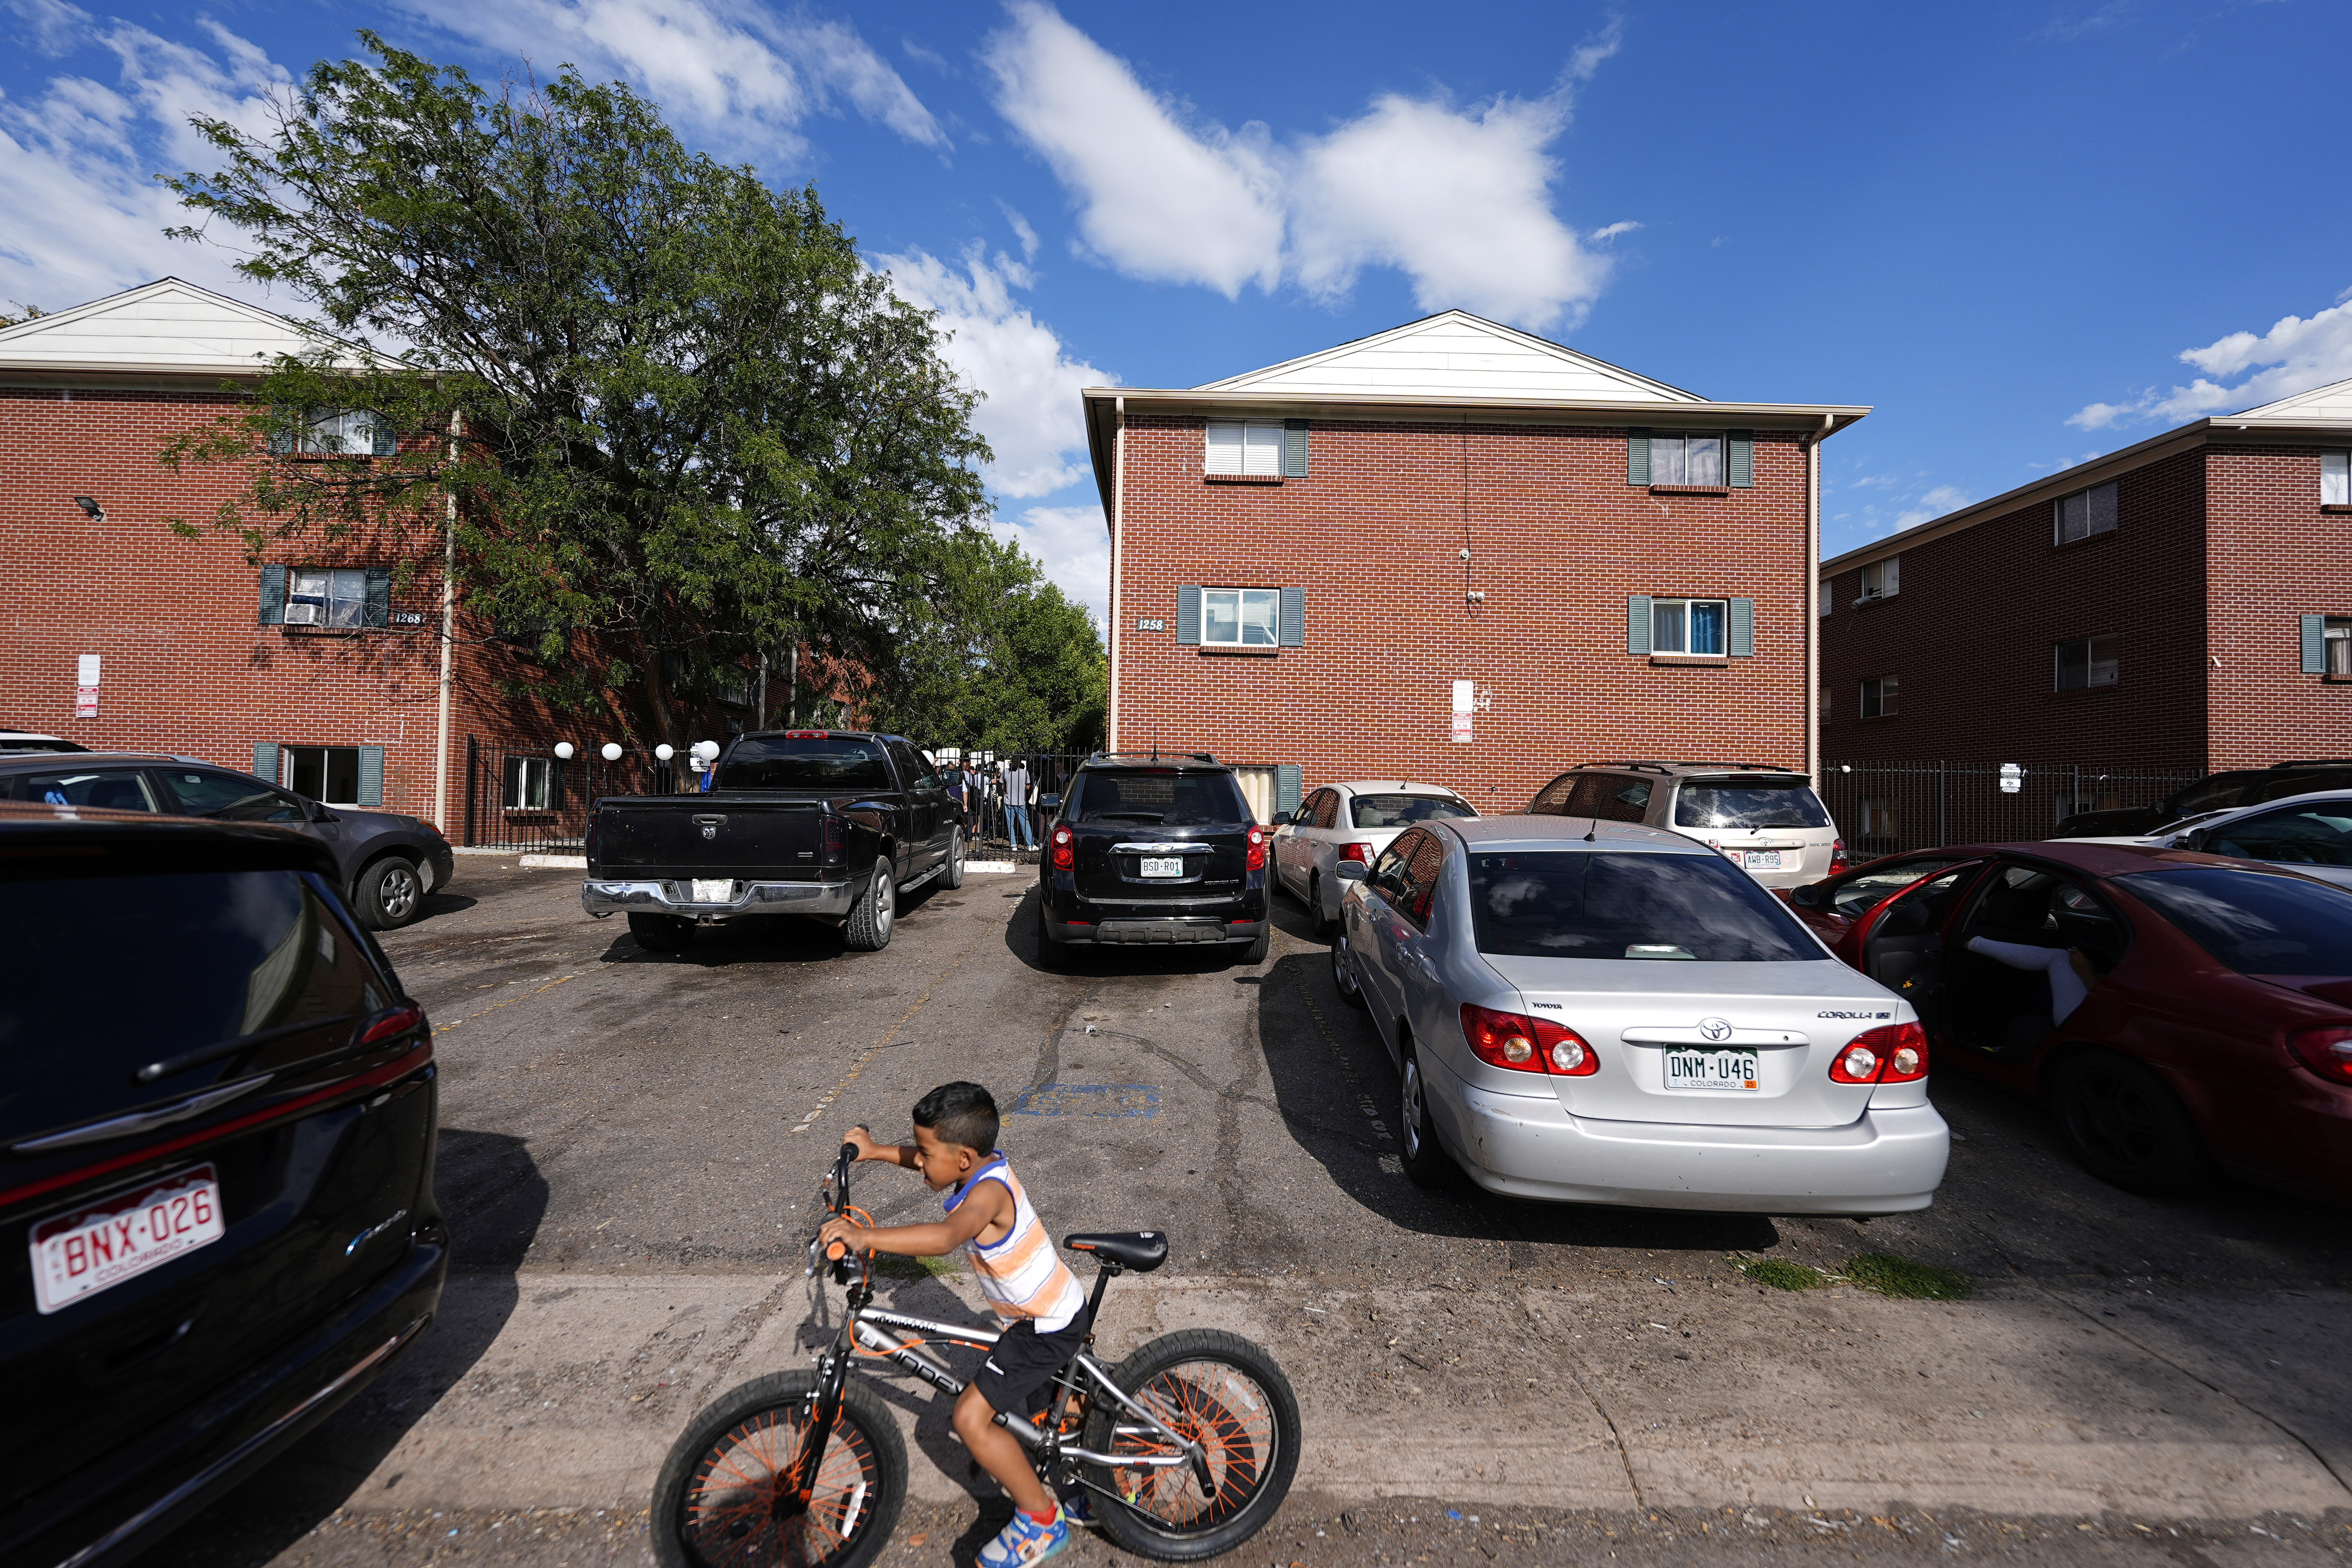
[432,972,581,1034]
[787,930,991,1136]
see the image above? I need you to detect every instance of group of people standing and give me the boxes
[944,755,1044,851]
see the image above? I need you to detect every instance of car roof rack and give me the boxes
[1570,760,1801,775]
[1084,750,1222,766]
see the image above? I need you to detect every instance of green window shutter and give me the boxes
[2303,614,2327,674]
[1276,764,1302,817]
[1728,431,1753,488]
[1279,585,1305,647]
[357,746,384,807]
[1176,586,1201,645]
[1729,598,1755,657]
[258,565,288,626]
[1283,419,1309,477]
[1627,429,1651,486]
[1626,594,1652,655]
[363,568,391,628]
[252,742,279,783]
[369,413,396,457]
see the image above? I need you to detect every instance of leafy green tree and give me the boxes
[161,36,997,746]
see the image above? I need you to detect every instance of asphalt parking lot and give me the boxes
[177,858,2352,1566]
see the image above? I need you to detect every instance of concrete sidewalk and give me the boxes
[293,1267,2352,1524]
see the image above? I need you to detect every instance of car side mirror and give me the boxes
[2181,828,2208,852]
[305,799,335,823]
[1335,860,1368,881]
[1271,811,1293,827]
[1786,882,1823,909]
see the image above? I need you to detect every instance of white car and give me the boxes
[1273,780,1478,936]
[1525,762,1844,889]
[2059,788,2352,892]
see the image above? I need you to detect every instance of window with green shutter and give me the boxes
[1276,764,1302,818]
[1176,586,1201,645]
[1283,419,1309,477]
[258,566,288,626]
[1626,430,1650,486]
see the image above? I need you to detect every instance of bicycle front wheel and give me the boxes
[651,1370,906,1568]
[1079,1328,1301,1561]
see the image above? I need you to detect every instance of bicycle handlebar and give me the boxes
[807,1142,863,1279]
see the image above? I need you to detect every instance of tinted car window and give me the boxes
[0,870,387,1141]
[1567,776,1651,824]
[1528,773,1576,813]
[160,769,307,822]
[2168,771,2261,817]
[1070,770,1248,826]
[1401,832,1447,926]
[10,768,160,811]
[2251,769,2352,804]
[1827,856,1971,918]
[1466,850,1821,961]
[884,742,934,788]
[2208,803,2352,866]
[1350,794,1477,829]
[1675,779,1831,829]
[2121,866,2352,976]
[716,737,889,790]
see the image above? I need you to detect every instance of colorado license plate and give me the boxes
[32,1165,224,1315]
[1664,1050,1760,1091]
[1138,857,1184,878]
[1742,851,1783,871]
[690,879,732,903]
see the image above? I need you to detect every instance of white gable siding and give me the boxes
[2231,376,2352,427]
[1196,310,1701,404]
[0,279,366,372]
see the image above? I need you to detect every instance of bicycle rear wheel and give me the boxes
[1079,1328,1300,1561]
[652,1370,906,1568]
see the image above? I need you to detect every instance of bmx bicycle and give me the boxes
[651,1142,1301,1567]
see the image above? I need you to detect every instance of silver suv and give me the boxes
[1526,762,1844,889]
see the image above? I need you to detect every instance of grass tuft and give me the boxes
[1735,1257,1822,1291]
[1843,1252,1975,1301]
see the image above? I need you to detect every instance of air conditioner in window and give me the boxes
[282,602,322,626]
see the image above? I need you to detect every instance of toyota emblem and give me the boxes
[1697,1017,1733,1042]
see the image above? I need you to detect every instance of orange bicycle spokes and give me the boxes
[684,1401,881,1568]
[1110,1361,1270,1528]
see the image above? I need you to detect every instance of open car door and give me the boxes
[1835,861,1991,1034]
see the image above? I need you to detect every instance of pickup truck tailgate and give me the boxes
[590,797,828,879]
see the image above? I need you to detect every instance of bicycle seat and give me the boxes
[1063,1231,1168,1272]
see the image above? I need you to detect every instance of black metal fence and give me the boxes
[1817,760,2201,859]
[463,737,684,851]
[922,749,1091,866]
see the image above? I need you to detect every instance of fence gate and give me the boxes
[1816,761,2202,859]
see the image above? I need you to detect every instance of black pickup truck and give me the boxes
[580,730,964,952]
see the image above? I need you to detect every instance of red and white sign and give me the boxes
[31,1164,224,1314]
[1449,714,1473,742]
[73,686,98,718]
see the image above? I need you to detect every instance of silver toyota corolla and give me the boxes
[1329,814,1949,1213]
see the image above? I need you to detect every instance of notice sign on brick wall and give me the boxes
[74,654,99,718]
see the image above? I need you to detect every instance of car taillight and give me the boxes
[360,1004,425,1048]
[1828,837,1849,875]
[2287,1025,2352,1086]
[1245,825,1267,871]
[1829,1021,1927,1083]
[1051,823,1075,871]
[1338,842,1374,864]
[1459,1004,1598,1076]
[821,815,845,864]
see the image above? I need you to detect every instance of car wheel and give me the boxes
[357,856,424,930]
[1331,932,1368,1009]
[943,827,966,890]
[1307,873,1334,939]
[1397,1046,1455,1188]
[2050,1051,2207,1196]
[1234,927,1270,966]
[844,857,895,951]
[628,912,694,953]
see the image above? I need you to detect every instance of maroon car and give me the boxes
[1781,842,2352,1199]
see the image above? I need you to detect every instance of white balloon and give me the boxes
[552,741,575,760]
[694,740,718,761]
[654,744,675,761]
[601,742,623,762]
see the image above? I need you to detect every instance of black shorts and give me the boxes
[973,1314,1089,1419]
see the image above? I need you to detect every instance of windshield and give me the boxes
[1350,794,1477,829]
[1466,850,1823,961]
[2120,866,2352,976]
[1675,779,1831,830]
[1070,770,1249,826]
[715,737,889,791]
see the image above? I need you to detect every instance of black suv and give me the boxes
[1036,753,1270,966]
[0,802,446,1566]
[2054,759,2352,838]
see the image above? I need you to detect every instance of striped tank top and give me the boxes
[944,1154,1087,1332]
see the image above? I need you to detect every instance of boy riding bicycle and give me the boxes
[817,1082,1086,1568]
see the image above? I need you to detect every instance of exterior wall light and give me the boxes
[600,742,623,762]
[553,742,576,760]
[73,496,105,522]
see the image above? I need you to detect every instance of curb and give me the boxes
[518,854,588,870]
[962,861,1023,874]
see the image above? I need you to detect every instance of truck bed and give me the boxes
[587,794,833,880]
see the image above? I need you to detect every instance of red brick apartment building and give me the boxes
[0,279,746,837]
[1080,312,1866,818]
[1817,376,2352,777]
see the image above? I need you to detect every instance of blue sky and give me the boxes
[7,0,2351,619]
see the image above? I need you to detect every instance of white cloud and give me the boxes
[990,502,1109,623]
[878,243,1113,500]
[2069,290,2352,428]
[394,0,944,157]
[0,2,292,311]
[983,3,1619,329]
[982,1,1283,296]
[996,199,1040,261]
[1588,220,1642,242]
[1893,484,1973,530]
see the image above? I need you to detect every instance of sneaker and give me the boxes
[977,1506,1069,1568]
[1059,1490,1097,1530]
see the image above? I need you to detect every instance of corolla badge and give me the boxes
[1697,1017,1734,1042]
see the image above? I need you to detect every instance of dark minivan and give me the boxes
[0,802,445,1566]
[1036,753,1270,966]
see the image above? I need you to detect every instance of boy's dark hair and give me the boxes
[913,1081,999,1154]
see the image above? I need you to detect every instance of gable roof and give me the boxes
[1194,310,1705,404]
[0,277,379,376]
[2230,374,2352,426]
